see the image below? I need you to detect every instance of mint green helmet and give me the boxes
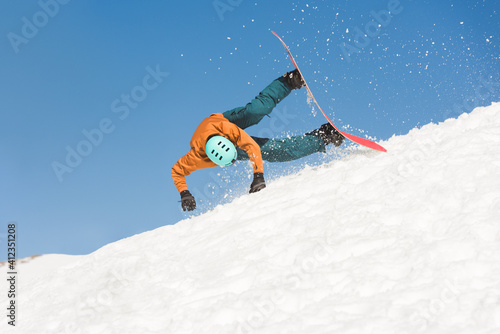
[206,136,238,167]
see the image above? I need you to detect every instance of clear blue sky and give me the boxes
[1,0,498,260]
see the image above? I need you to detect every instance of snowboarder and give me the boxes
[172,70,344,211]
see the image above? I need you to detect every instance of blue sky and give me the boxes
[1,0,498,260]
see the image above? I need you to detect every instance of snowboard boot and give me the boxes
[283,69,305,90]
[307,123,345,147]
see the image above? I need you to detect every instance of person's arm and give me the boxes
[172,149,218,211]
[171,149,200,193]
[221,122,263,174]
[221,122,266,193]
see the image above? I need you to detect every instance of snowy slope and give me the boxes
[0,254,81,281]
[3,103,500,334]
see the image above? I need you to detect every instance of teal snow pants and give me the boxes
[223,77,326,163]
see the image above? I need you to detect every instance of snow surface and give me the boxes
[0,254,82,281]
[2,103,500,334]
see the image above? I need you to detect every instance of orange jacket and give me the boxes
[171,113,263,193]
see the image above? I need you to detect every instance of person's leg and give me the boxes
[236,133,326,163]
[223,77,291,130]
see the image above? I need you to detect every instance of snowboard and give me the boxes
[271,31,387,153]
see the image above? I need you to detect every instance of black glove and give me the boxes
[180,190,196,211]
[249,173,266,193]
